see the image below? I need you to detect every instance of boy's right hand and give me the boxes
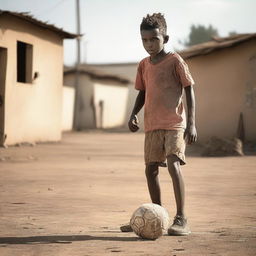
[128,115,139,132]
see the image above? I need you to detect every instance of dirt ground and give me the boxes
[0,131,255,256]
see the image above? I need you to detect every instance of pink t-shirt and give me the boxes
[135,52,195,132]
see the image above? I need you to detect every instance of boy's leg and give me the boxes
[120,163,161,232]
[167,154,190,235]
[145,163,161,205]
[121,130,164,232]
[167,155,185,217]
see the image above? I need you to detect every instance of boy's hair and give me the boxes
[140,13,167,35]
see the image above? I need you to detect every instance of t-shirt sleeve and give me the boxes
[175,57,195,87]
[135,62,145,91]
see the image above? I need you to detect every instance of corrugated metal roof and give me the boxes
[0,10,78,39]
[179,33,256,59]
[64,65,132,84]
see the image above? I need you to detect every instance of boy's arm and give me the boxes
[184,85,197,144]
[128,90,145,132]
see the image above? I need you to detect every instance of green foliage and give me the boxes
[184,24,219,46]
[228,31,238,36]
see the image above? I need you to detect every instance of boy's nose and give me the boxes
[146,42,153,48]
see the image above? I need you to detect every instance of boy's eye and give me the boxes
[142,38,158,43]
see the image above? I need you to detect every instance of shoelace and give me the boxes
[173,215,185,226]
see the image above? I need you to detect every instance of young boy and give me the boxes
[121,13,197,236]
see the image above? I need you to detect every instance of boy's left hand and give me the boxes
[185,124,197,144]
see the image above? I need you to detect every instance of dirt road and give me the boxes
[0,132,255,255]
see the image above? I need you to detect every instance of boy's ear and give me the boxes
[164,35,169,44]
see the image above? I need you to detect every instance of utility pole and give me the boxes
[76,0,81,65]
[73,0,81,130]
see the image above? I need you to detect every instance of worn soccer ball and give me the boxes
[130,203,170,240]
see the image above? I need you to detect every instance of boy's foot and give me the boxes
[168,215,191,236]
[120,223,133,232]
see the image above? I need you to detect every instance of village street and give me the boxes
[0,131,255,256]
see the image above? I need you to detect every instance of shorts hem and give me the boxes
[144,161,167,167]
[166,153,186,165]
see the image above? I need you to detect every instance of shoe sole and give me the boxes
[168,230,191,236]
[120,226,133,232]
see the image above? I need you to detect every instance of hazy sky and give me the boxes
[1,0,255,65]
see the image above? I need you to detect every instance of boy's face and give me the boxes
[140,28,168,57]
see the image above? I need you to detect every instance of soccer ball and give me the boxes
[130,203,170,240]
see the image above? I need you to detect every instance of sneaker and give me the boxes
[168,215,191,236]
[120,223,133,232]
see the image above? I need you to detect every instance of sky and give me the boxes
[1,0,255,65]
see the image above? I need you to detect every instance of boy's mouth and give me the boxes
[147,49,155,54]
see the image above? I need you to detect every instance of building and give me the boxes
[0,10,76,146]
[64,66,131,129]
[181,33,256,142]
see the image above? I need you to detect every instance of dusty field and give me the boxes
[0,131,255,256]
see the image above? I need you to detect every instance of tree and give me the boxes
[228,31,238,36]
[183,24,219,47]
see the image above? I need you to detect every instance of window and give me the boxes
[17,41,33,83]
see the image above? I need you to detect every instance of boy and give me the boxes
[121,13,197,236]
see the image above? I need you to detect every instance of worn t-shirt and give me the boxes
[135,52,195,132]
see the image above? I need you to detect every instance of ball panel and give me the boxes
[141,218,163,240]
[130,216,145,235]
[130,203,170,240]
[143,208,157,220]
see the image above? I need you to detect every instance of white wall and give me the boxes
[94,83,129,128]
[62,86,75,131]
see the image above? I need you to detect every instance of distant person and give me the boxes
[121,13,197,236]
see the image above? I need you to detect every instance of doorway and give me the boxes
[0,47,7,146]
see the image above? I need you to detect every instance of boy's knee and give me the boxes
[167,155,182,176]
[167,154,180,166]
[145,163,159,178]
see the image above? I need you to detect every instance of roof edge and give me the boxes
[0,10,78,39]
[179,33,256,59]
[64,68,131,84]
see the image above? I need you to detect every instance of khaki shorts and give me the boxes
[144,130,186,166]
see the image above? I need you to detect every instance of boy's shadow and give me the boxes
[0,234,139,245]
